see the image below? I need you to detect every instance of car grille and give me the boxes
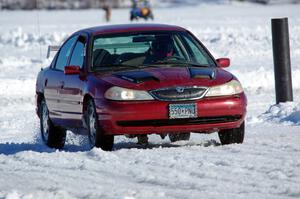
[150,86,208,101]
[117,116,242,127]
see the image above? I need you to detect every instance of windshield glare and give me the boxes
[92,31,215,70]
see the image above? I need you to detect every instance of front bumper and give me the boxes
[94,93,247,135]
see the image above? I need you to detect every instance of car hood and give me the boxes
[97,66,233,90]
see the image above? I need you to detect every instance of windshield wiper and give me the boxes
[153,60,210,68]
[93,61,209,72]
[94,63,142,71]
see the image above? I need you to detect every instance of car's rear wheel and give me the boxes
[218,122,245,145]
[86,99,114,151]
[40,99,66,149]
[169,133,190,142]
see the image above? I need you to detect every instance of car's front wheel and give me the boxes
[168,133,190,142]
[86,99,114,151]
[40,99,66,149]
[218,122,245,145]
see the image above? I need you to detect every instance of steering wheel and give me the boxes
[114,55,125,65]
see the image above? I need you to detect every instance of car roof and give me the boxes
[74,24,187,36]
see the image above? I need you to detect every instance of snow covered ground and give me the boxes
[1,2,300,199]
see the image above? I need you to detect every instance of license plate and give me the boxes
[169,103,197,119]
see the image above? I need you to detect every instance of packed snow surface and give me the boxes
[1,2,300,199]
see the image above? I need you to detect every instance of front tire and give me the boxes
[86,99,114,151]
[40,99,66,149]
[218,122,245,145]
[169,133,190,142]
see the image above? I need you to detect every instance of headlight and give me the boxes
[104,86,154,101]
[205,80,243,97]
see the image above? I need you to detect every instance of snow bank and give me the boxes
[0,27,67,48]
[260,102,300,125]
[231,68,300,91]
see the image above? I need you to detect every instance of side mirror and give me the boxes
[216,58,230,68]
[64,65,81,75]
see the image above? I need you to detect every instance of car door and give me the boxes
[58,35,86,128]
[44,35,77,124]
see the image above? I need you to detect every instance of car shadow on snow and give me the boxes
[62,138,221,152]
[113,139,221,150]
[61,139,221,152]
[0,142,94,155]
[0,139,221,155]
[0,142,56,155]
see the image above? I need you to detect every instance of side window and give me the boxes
[54,36,77,71]
[69,38,85,68]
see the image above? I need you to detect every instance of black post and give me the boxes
[271,18,293,104]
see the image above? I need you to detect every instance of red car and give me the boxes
[36,24,247,150]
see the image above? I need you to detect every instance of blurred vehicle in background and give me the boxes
[130,0,154,21]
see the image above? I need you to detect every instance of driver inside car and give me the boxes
[144,35,175,64]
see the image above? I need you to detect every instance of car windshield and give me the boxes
[92,31,216,71]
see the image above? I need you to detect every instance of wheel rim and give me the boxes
[41,101,49,142]
[88,103,97,147]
